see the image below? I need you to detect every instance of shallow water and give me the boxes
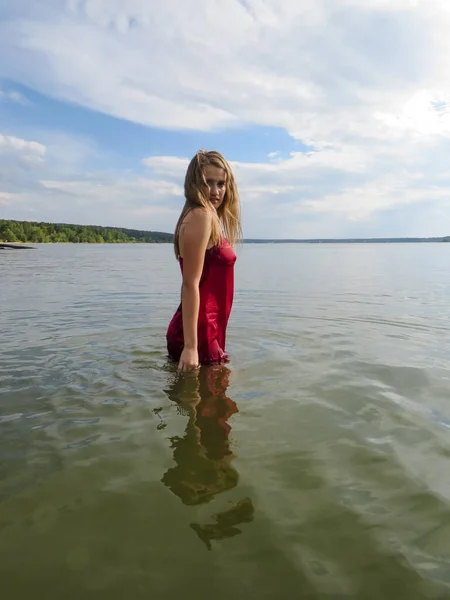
[1,243,450,599]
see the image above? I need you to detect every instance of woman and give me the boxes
[166,150,242,371]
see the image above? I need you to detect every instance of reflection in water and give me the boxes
[161,365,254,549]
[190,497,254,551]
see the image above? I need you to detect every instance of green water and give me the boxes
[1,243,450,599]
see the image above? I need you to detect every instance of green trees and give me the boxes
[0,220,173,244]
[2,228,17,242]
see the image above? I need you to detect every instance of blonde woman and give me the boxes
[166,150,242,371]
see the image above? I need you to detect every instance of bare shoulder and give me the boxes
[180,207,212,239]
[179,208,212,258]
[182,207,211,227]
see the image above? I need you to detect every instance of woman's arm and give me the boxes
[178,208,211,371]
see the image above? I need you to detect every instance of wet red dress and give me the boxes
[166,239,236,365]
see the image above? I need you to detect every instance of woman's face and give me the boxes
[204,165,227,210]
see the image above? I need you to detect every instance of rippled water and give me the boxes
[1,243,450,599]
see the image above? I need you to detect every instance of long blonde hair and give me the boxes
[174,150,242,258]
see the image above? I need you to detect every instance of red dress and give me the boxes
[166,239,236,365]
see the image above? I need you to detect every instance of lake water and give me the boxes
[1,243,450,599]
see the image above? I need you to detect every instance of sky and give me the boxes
[1,0,450,239]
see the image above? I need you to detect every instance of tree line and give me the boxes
[0,219,174,244]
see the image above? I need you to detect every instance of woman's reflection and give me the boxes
[161,365,254,549]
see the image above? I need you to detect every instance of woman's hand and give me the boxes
[178,347,200,372]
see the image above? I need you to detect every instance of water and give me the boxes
[1,243,450,599]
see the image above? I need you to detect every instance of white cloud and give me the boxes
[1,0,450,236]
[1,173,182,230]
[142,156,190,176]
[1,135,449,237]
[138,142,450,236]
[0,134,46,164]
[375,90,450,137]
[3,0,448,141]
[40,176,182,205]
[299,178,450,220]
[0,132,183,229]
[0,134,47,206]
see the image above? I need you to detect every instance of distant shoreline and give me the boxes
[1,219,449,244]
[2,239,450,245]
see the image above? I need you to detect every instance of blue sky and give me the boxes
[1,0,450,238]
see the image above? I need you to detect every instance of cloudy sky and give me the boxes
[1,0,450,239]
